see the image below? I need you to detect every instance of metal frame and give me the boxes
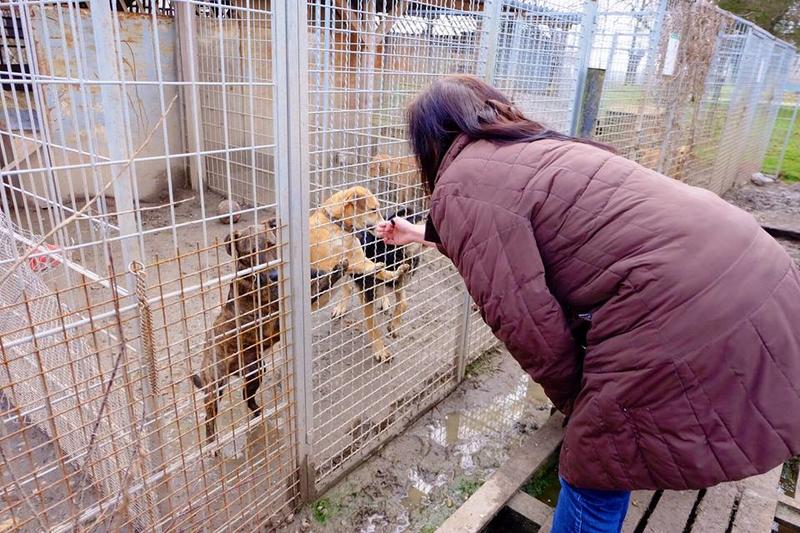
[570,0,598,136]
[273,0,316,504]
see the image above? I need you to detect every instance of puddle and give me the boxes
[423,374,548,475]
[522,457,561,507]
[401,486,426,509]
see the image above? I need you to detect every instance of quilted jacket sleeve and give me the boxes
[431,193,582,414]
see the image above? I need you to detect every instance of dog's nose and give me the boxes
[257,269,279,286]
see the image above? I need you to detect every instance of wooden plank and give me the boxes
[644,490,699,533]
[762,224,800,241]
[780,493,800,509]
[622,491,657,533]
[731,467,782,533]
[506,491,553,526]
[437,412,564,533]
[776,495,800,529]
[538,514,554,533]
[693,483,740,533]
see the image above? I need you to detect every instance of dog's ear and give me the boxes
[346,188,370,212]
[224,231,240,257]
[260,223,278,248]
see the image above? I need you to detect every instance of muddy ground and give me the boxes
[281,348,551,533]
[723,179,800,264]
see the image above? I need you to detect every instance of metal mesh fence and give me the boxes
[0,0,794,530]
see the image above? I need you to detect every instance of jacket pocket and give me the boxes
[595,362,698,490]
[625,405,689,489]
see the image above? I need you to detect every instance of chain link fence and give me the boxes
[0,0,794,530]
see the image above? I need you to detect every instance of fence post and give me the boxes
[645,0,668,80]
[176,1,204,192]
[578,68,606,138]
[477,0,503,82]
[90,3,164,529]
[272,0,317,504]
[89,1,139,271]
[570,0,598,136]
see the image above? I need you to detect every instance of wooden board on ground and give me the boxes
[622,491,656,533]
[436,412,564,533]
[693,483,740,533]
[776,494,800,530]
[506,491,553,526]
[644,490,699,533]
[731,467,782,533]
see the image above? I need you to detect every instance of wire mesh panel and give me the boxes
[742,41,795,182]
[0,0,302,530]
[588,0,795,194]
[493,0,588,132]
[762,56,800,179]
[305,0,489,492]
[588,0,663,165]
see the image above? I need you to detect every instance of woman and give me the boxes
[377,75,800,532]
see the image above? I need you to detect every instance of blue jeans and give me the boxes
[551,476,631,533]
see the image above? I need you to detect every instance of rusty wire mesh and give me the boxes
[0,0,794,530]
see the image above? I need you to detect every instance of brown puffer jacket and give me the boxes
[428,134,800,491]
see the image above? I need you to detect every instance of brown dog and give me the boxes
[310,186,410,363]
[192,222,348,446]
[369,153,422,209]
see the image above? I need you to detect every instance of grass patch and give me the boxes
[464,346,501,379]
[780,456,799,498]
[456,477,484,499]
[522,454,561,508]
[763,104,800,182]
[311,497,340,524]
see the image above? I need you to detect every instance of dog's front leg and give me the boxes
[331,279,353,319]
[387,286,408,338]
[349,258,409,283]
[310,259,349,311]
[359,289,391,364]
[242,357,262,418]
[204,385,221,451]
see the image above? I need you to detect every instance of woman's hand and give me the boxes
[376,217,427,246]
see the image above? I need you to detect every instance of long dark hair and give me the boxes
[406,75,615,193]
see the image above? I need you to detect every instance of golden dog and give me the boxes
[310,186,411,363]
